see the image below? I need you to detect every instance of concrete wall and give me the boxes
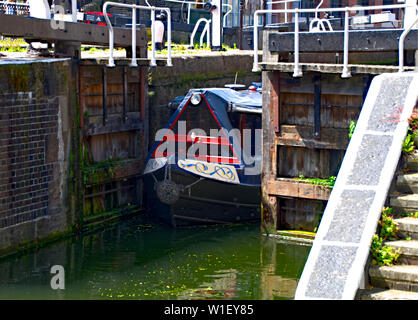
[0,60,75,256]
[148,53,261,146]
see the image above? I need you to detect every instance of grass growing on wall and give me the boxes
[0,38,27,52]
[295,175,337,189]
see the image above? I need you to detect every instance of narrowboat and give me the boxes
[143,85,262,227]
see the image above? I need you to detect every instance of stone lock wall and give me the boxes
[0,60,75,256]
[0,53,260,256]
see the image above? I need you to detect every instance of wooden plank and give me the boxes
[102,67,107,125]
[271,72,280,133]
[268,29,418,52]
[329,149,345,177]
[276,125,349,150]
[307,148,320,178]
[278,72,368,96]
[89,131,137,162]
[139,67,146,122]
[81,65,141,85]
[262,62,416,75]
[262,71,276,181]
[0,14,147,49]
[84,159,143,186]
[341,95,361,127]
[262,68,280,231]
[320,105,332,129]
[265,178,331,201]
[319,149,330,178]
[84,113,141,136]
[314,74,321,137]
[123,67,128,122]
[286,145,295,177]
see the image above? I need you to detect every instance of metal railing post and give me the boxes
[71,0,77,22]
[252,11,260,72]
[223,4,232,27]
[190,18,211,48]
[150,8,157,67]
[200,21,211,47]
[399,13,418,72]
[285,1,288,24]
[103,3,115,67]
[164,8,173,67]
[103,2,172,68]
[293,9,302,77]
[130,8,138,67]
[341,8,351,78]
[252,3,413,76]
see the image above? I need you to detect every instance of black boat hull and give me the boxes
[144,167,261,227]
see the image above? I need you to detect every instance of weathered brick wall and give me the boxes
[0,94,57,228]
[0,60,74,255]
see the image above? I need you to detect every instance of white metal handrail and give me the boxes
[190,18,211,48]
[252,4,418,78]
[223,3,232,27]
[399,14,418,72]
[314,0,324,19]
[309,0,333,32]
[103,1,172,68]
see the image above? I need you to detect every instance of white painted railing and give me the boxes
[309,0,334,32]
[190,18,211,48]
[399,14,418,72]
[103,1,172,68]
[223,3,232,27]
[252,3,418,77]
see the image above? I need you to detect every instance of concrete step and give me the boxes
[390,194,418,213]
[396,173,418,193]
[358,288,418,300]
[405,151,418,171]
[395,217,418,240]
[369,265,418,292]
[384,240,418,265]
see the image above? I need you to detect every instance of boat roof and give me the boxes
[197,88,262,109]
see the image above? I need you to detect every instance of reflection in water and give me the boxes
[0,216,310,300]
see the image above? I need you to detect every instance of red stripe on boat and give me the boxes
[153,152,240,165]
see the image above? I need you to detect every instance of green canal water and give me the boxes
[0,216,310,300]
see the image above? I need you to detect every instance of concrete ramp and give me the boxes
[295,72,418,300]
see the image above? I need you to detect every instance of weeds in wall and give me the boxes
[348,120,356,140]
[0,38,27,52]
[295,175,336,189]
[402,108,418,154]
[370,207,401,266]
